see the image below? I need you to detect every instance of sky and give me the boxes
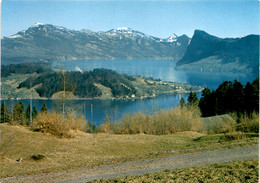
[1,0,259,39]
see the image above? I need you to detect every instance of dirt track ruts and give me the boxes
[1,144,258,183]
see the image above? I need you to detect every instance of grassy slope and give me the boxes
[0,123,258,178]
[93,160,259,183]
[1,73,41,99]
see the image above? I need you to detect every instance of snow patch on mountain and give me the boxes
[166,33,178,42]
[8,34,23,39]
[115,27,130,31]
[33,22,44,27]
[158,33,178,43]
[12,23,77,37]
[104,27,156,40]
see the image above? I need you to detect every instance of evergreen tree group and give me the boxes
[0,102,48,125]
[187,91,199,106]
[13,102,26,125]
[0,102,10,123]
[199,78,259,117]
[181,78,259,119]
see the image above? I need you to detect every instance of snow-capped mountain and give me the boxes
[7,23,183,43]
[103,27,159,41]
[8,23,77,39]
[165,33,178,42]
[2,23,190,63]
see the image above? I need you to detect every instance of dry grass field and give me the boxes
[92,159,259,183]
[0,123,258,178]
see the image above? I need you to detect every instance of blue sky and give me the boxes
[1,0,259,38]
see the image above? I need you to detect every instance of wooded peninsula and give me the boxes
[1,63,202,100]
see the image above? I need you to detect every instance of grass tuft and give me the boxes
[31,154,46,161]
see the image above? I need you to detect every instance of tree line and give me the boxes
[1,63,51,77]
[183,78,259,118]
[0,102,48,125]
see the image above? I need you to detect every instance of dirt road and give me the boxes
[1,145,258,183]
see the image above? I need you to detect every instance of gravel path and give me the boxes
[1,145,258,183]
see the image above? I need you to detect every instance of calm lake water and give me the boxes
[2,60,257,125]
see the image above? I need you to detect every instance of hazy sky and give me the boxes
[1,0,259,38]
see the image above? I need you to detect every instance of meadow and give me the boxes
[0,120,258,178]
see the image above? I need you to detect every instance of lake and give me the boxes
[2,59,257,125]
[51,59,256,89]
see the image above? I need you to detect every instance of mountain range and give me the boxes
[176,30,259,73]
[2,23,259,74]
[1,23,190,63]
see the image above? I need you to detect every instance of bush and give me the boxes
[114,112,154,134]
[202,114,236,134]
[100,118,114,133]
[66,112,87,132]
[236,113,259,133]
[32,111,86,138]
[111,106,203,135]
[153,106,203,135]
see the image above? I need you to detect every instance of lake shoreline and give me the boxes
[1,72,203,101]
[0,90,202,101]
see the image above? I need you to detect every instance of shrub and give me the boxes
[32,111,86,138]
[66,112,87,132]
[86,120,97,133]
[236,112,259,133]
[153,106,203,134]
[202,114,236,134]
[100,118,114,133]
[219,132,258,142]
[113,106,203,135]
[114,113,154,134]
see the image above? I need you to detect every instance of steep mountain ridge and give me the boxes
[176,30,259,73]
[1,23,190,63]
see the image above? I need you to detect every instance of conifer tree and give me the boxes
[13,102,26,125]
[32,106,38,119]
[25,104,38,125]
[40,103,48,113]
[244,78,259,114]
[26,104,31,125]
[179,97,186,109]
[187,91,199,106]
[232,80,244,115]
[1,102,10,123]
[199,87,216,117]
